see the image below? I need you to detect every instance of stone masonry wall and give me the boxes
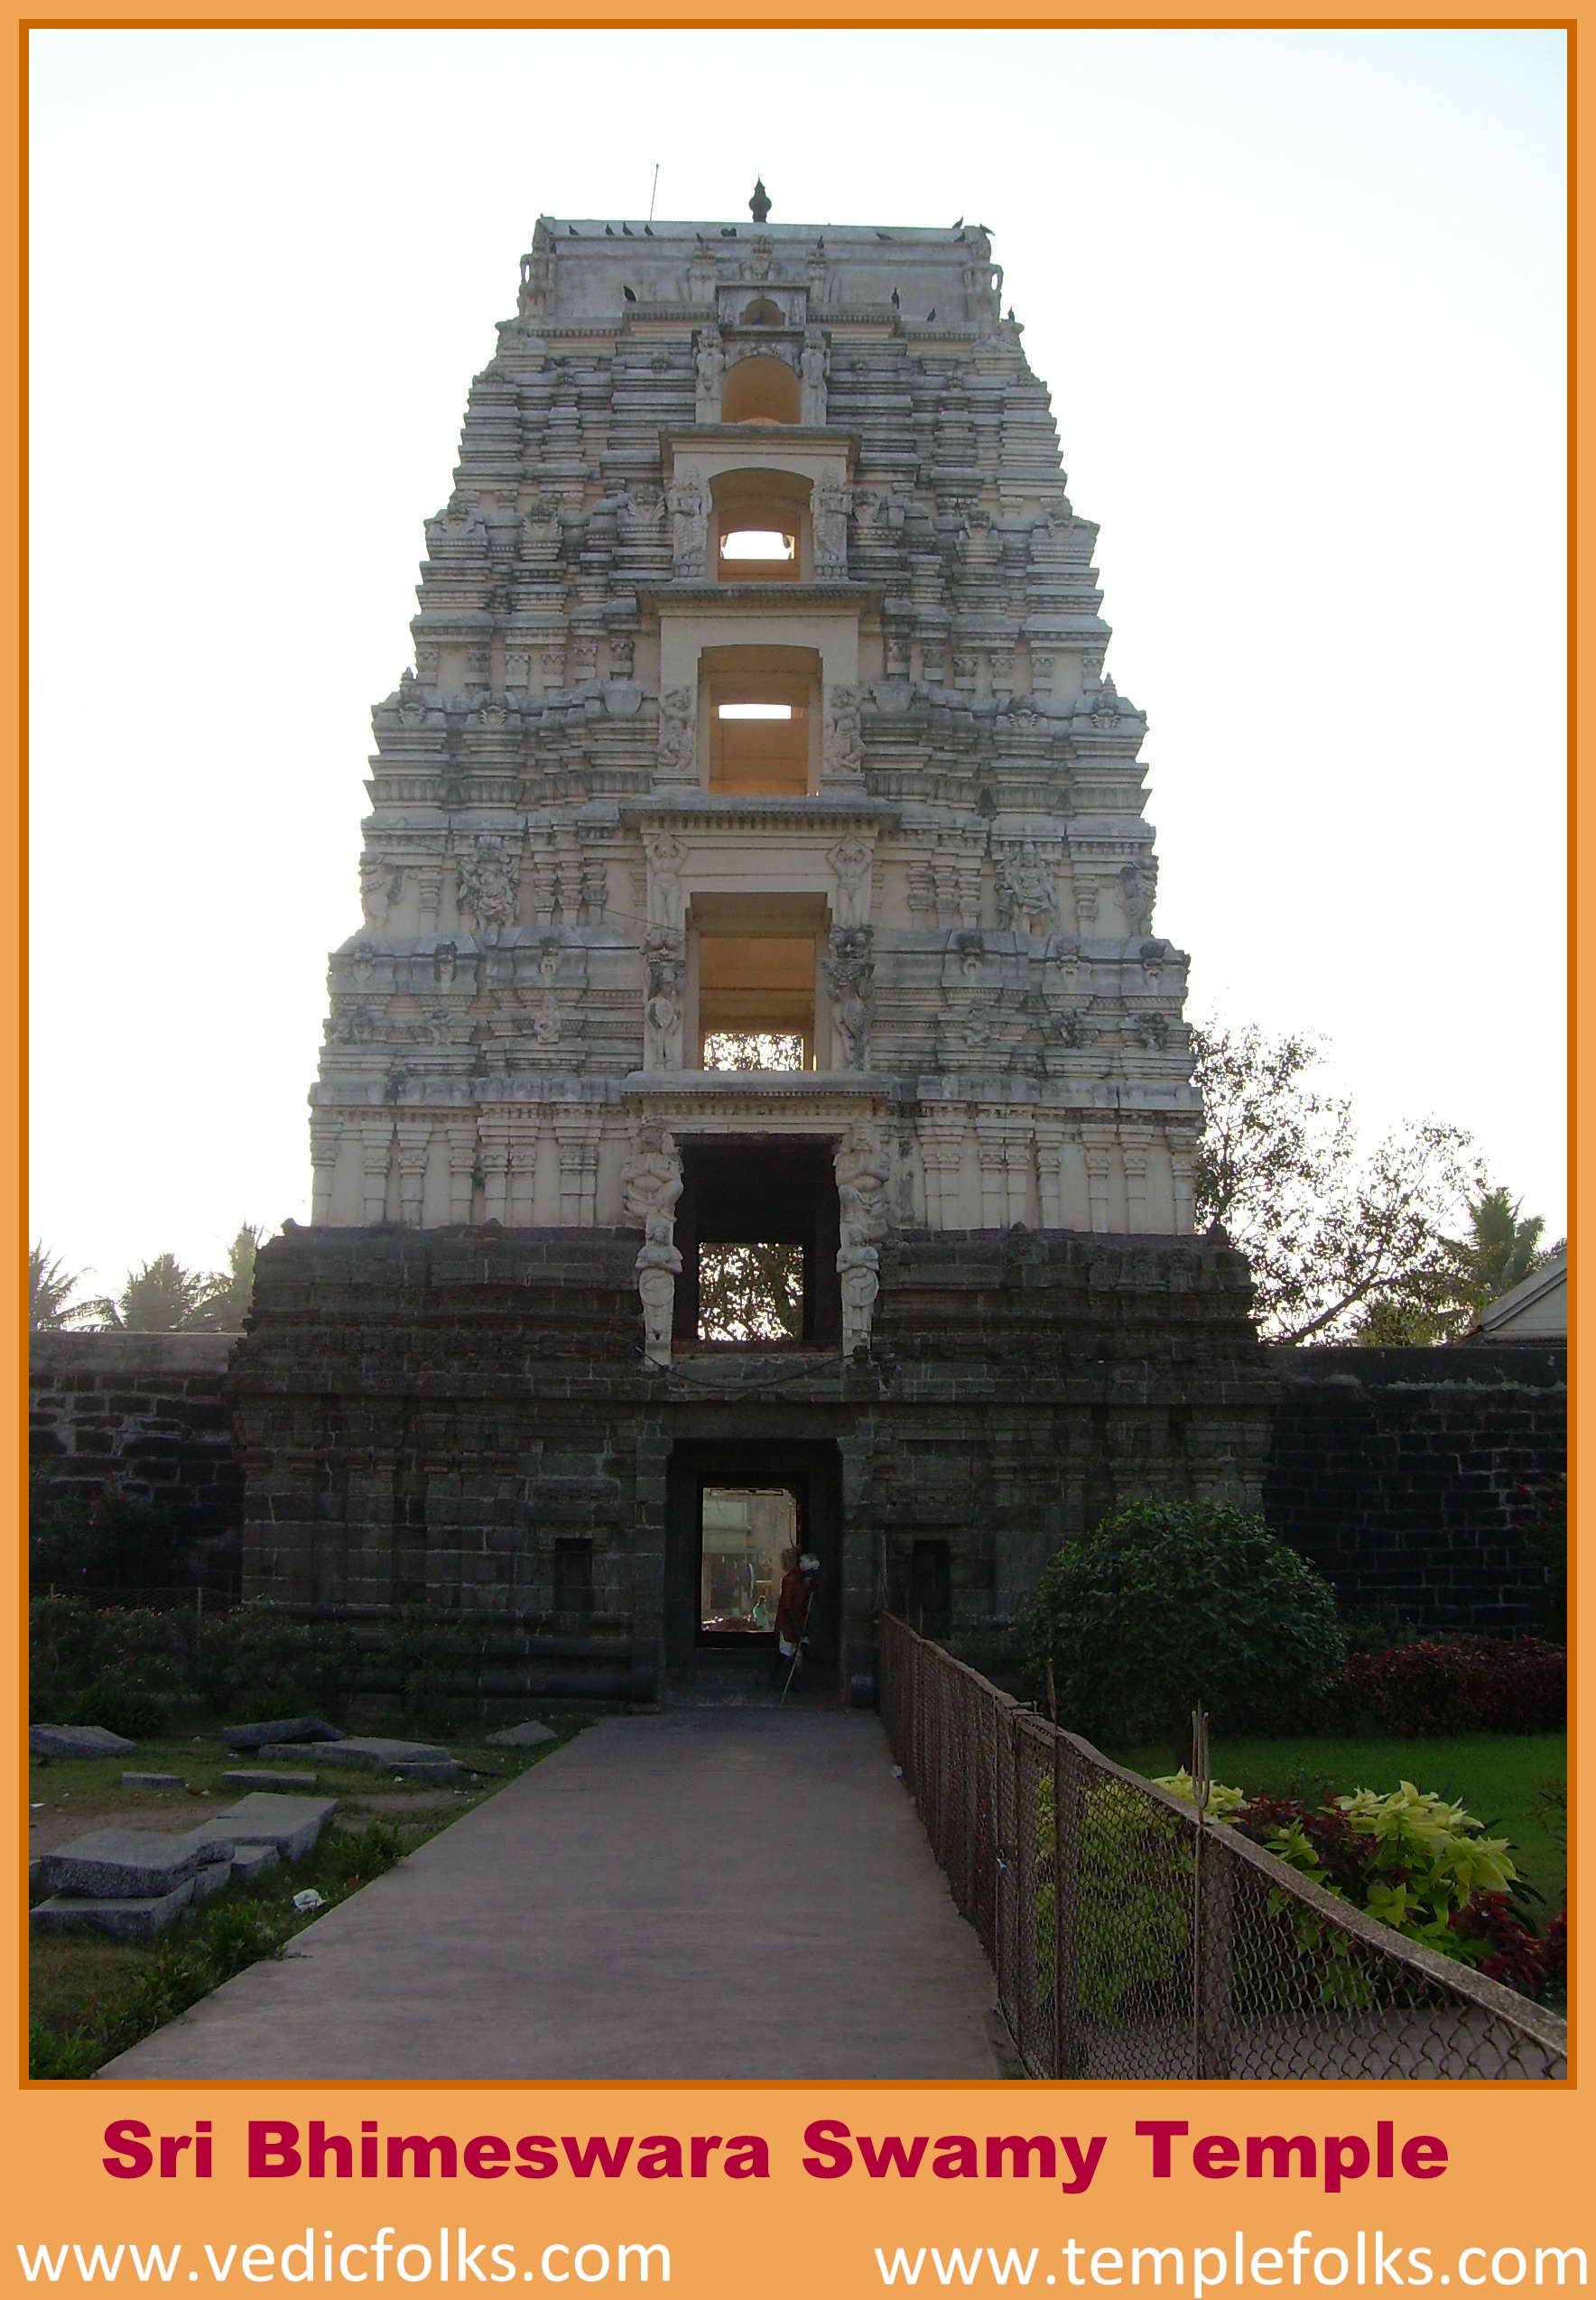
[28,1332,246,1568]
[1262,1342,1566,1633]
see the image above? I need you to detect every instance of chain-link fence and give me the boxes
[880,1614,1568,2081]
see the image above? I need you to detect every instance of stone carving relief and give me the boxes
[656,688,697,782]
[667,478,709,579]
[456,840,520,942]
[827,836,875,930]
[623,1126,683,1367]
[643,927,686,1069]
[823,925,875,1071]
[1120,858,1157,936]
[821,684,864,782]
[995,841,1058,940]
[812,483,851,575]
[835,1122,888,1358]
[643,827,688,930]
[800,332,830,423]
[359,858,404,932]
[694,329,725,421]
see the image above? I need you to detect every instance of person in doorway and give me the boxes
[775,1549,820,1685]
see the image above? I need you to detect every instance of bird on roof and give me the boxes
[876,230,893,241]
[749,177,771,224]
[643,224,654,236]
[605,224,616,236]
[890,287,901,309]
[719,227,738,238]
[952,216,963,229]
[567,226,580,236]
[926,306,936,321]
[623,285,637,302]
[622,222,635,236]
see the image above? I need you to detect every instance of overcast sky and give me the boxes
[28,27,1566,1296]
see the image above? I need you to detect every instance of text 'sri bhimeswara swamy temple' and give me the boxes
[232,193,1273,1702]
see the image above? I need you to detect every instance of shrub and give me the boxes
[30,1595,188,1727]
[374,1607,477,1733]
[190,1604,362,1718]
[1017,1499,1346,1741]
[1340,1637,1565,1734]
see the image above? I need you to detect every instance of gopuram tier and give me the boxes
[235,201,1273,1702]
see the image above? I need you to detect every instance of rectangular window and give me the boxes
[700,1485,798,1637]
[553,1538,595,1618]
[697,1243,805,1340]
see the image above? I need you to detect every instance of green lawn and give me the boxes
[1109,1733,1568,1910]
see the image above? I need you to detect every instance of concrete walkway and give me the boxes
[100,1712,1003,2080]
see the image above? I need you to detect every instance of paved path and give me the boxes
[101,1712,1002,2081]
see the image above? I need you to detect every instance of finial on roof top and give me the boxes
[749,177,771,224]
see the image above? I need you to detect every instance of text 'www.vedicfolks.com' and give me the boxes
[14,2236,669,2286]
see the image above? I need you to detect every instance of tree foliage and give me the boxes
[28,1244,111,1331]
[696,1242,804,1340]
[1192,1023,1486,1343]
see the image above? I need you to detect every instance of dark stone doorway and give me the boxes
[663,1440,843,1694]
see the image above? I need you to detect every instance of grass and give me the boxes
[1109,1731,1568,1910]
[28,1712,589,2078]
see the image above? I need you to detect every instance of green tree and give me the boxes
[1192,1022,1483,1343]
[114,1252,229,1332]
[215,1222,264,1326]
[1359,1185,1559,1344]
[696,1242,804,1340]
[28,1244,110,1331]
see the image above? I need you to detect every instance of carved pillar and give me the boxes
[1084,1139,1114,1234]
[415,868,442,939]
[478,1118,514,1224]
[1004,1136,1032,1227]
[624,1127,683,1368]
[1172,1139,1198,1238]
[555,1117,601,1226]
[447,1123,479,1225]
[921,1127,966,1229]
[508,1133,540,1227]
[310,1116,342,1226]
[359,1123,394,1226]
[1035,1122,1065,1231]
[976,1130,1007,1229]
[395,1122,431,1228]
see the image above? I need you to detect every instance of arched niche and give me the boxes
[699,643,821,796]
[721,355,802,427]
[710,468,812,582]
[740,296,784,327]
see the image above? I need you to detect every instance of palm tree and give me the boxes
[115,1253,230,1332]
[28,1243,110,1331]
[1453,1187,1550,1304]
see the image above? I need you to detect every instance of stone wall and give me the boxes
[1262,1342,1566,1633]
[29,1333,246,1571]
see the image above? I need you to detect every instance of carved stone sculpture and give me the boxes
[642,928,685,1068]
[693,330,725,421]
[656,687,696,782]
[828,836,874,929]
[823,926,874,1071]
[812,483,851,575]
[667,478,709,578]
[643,829,687,930]
[821,684,864,782]
[456,841,519,941]
[996,841,1057,940]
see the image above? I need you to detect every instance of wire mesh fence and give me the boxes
[879,1614,1568,2082]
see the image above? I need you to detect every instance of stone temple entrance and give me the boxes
[664,1441,842,1701]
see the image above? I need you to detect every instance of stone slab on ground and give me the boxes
[230,1843,280,1884]
[221,1769,319,1792]
[32,1878,196,1941]
[121,1773,184,1789]
[99,1713,1005,2081]
[211,1794,336,1861]
[34,1824,237,1900]
[222,1717,345,1753]
[30,1724,137,1759]
[262,1738,451,1777]
[486,1720,557,1748]
[190,1859,234,1906]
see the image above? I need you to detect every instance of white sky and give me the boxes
[27,27,1567,1295]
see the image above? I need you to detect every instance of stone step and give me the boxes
[486,1720,558,1748]
[221,1769,319,1792]
[121,1772,184,1789]
[230,1842,280,1885]
[33,1825,237,1900]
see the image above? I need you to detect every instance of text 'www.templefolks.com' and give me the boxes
[872,2239,1589,2293]
[14,2236,671,2286]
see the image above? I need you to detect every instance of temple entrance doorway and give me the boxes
[663,1440,841,1699]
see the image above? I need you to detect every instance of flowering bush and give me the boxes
[1340,1637,1565,1734]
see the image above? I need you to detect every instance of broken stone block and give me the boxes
[34,1824,237,1900]
[31,1879,197,1941]
[210,1793,336,1862]
[261,1736,452,1777]
[221,1716,345,1752]
[221,1768,319,1791]
[30,1724,137,1759]
[189,1859,234,1906]
[229,1842,280,1885]
[486,1720,558,1748]
[120,1772,183,1789]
